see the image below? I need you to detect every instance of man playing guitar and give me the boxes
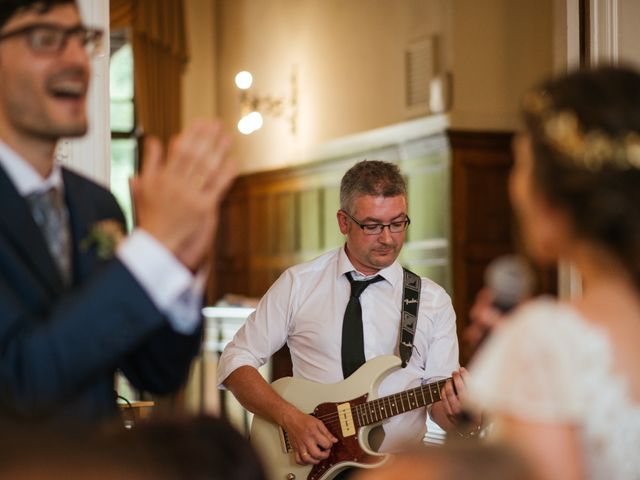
[218,160,474,479]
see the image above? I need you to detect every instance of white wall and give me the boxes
[449,0,554,131]
[62,1,638,183]
[209,0,558,173]
[182,0,218,125]
[215,0,452,174]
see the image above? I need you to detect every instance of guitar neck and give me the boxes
[354,378,449,427]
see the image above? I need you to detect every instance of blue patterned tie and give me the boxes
[27,187,72,284]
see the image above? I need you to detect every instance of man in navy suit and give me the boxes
[0,0,235,424]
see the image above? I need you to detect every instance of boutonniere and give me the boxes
[80,219,126,260]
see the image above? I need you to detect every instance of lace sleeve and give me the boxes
[466,300,596,423]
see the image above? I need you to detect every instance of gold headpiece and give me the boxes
[522,90,640,171]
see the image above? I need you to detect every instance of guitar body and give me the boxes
[250,355,402,480]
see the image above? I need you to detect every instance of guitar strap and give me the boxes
[400,267,421,368]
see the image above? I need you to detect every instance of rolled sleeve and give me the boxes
[215,313,267,387]
[216,271,294,387]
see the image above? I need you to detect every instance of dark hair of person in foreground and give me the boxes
[0,415,266,480]
[522,66,640,289]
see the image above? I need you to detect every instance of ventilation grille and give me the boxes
[405,37,435,110]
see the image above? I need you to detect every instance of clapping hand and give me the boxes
[131,120,236,272]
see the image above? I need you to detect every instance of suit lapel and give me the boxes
[0,166,64,294]
[62,169,100,285]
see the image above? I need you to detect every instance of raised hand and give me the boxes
[130,120,236,272]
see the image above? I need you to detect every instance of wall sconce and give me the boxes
[235,68,297,135]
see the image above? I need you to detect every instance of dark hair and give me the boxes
[0,416,266,480]
[340,160,406,212]
[522,66,640,290]
[118,415,267,480]
[0,424,162,479]
[0,0,75,31]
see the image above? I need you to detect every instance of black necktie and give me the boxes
[341,272,383,378]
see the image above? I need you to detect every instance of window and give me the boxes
[109,30,137,231]
[109,30,139,405]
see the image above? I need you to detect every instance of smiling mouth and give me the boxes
[49,82,86,100]
[47,70,89,100]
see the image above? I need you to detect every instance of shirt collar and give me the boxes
[0,140,63,197]
[337,244,403,286]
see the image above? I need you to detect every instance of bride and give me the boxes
[467,66,640,480]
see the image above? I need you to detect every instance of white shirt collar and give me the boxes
[0,140,63,196]
[337,244,402,286]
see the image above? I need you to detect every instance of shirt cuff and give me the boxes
[165,268,207,334]
[117,229,203,334]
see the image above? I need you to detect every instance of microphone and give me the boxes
[464,255,535,360]
[484,255,534,313]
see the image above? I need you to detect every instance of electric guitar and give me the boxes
[250,355,449,480]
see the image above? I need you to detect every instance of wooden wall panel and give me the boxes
[449,130,515,364]
[209,182,249,302]
[449,130,557,364]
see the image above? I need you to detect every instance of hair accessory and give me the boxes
[522,90,640,171]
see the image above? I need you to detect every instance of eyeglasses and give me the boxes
[0,23,103,57]
[341,210,411,235]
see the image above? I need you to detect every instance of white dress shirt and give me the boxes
[0,141,203,334]
[217,246,459,451]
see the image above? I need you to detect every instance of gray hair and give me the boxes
[339,160,407,212]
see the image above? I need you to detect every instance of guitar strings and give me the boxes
[314,380,447,424]
[312,397,428,430]
[310,380,447,427]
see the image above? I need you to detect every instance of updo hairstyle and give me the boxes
[522,66,640,290]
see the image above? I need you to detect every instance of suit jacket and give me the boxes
[0,166,202,424]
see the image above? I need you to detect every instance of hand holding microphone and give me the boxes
[465,255,534,353]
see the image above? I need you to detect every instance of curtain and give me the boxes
[110,0,189,146]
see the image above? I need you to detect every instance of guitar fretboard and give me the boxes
[353,378,449,427]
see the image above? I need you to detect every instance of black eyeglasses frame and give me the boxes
[0,22,103,56]
[340,210,411,235]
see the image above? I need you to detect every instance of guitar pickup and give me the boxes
[337,402,356,437]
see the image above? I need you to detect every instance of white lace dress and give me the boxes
[467,299,640,480]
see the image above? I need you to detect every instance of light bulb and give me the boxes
[235,71,253,90]
[237,111,263,135]
[247,111,263,131]
[237,115,253,135]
